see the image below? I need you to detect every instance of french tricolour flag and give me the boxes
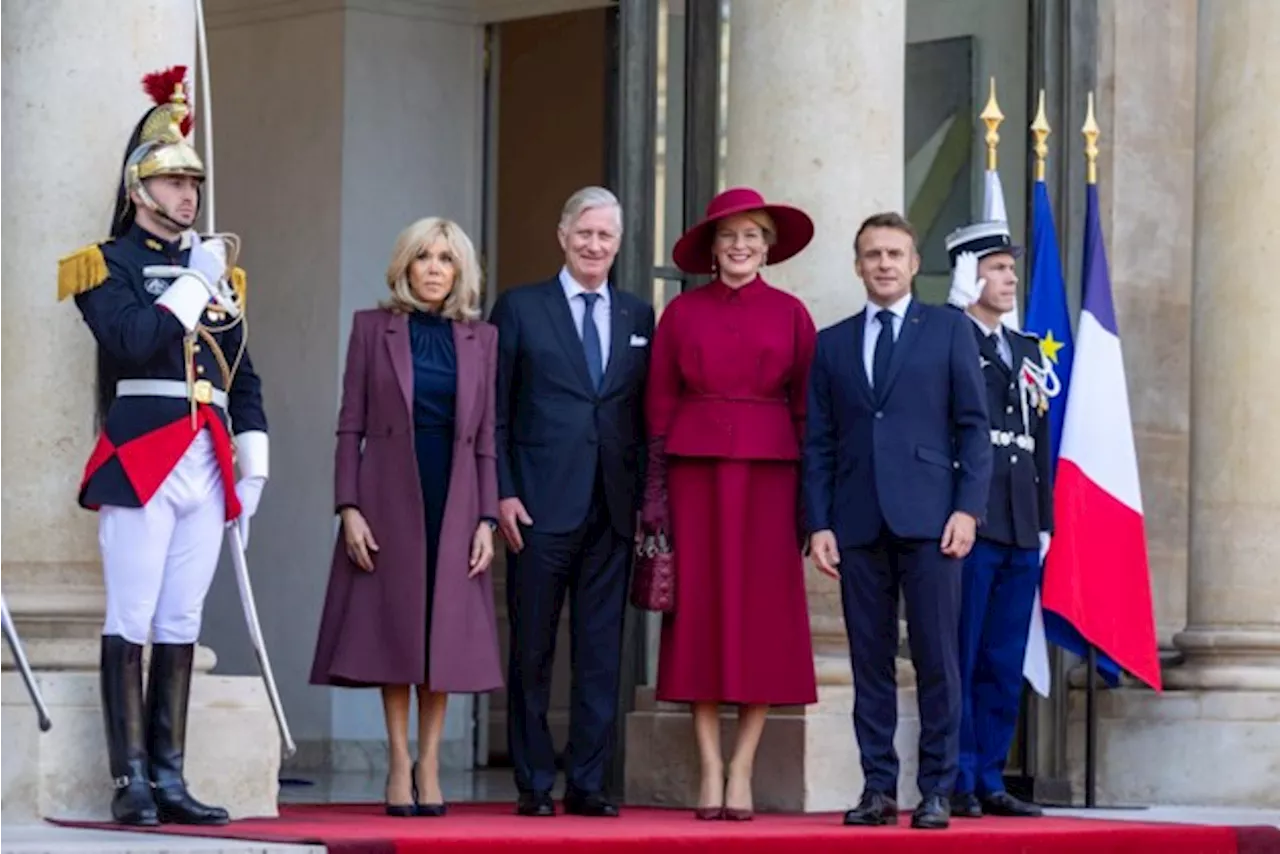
[1040,183,1162,692]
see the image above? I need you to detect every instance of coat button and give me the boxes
[1011,454,1019,464]
[875,411,884,419]
[1006,405,1014,414]
[466,436,473,445]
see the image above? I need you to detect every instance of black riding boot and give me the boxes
[145,643,230,825]
[100,635,160,826]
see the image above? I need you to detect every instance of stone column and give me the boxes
[625,0,916,812]
[1,0,278,821]
[1172,0,1280,691]
[1065,0,1280,809]
[1094,0,1196,649]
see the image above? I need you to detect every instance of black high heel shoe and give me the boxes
[413,760,447,817]
[384,761,415,818]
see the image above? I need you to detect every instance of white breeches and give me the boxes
[100,430,225,645]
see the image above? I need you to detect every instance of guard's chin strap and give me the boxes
[133,184,200,235]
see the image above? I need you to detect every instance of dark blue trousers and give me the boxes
[839,530,963,799]
[956,538,1041,797]
[506,475,629,797]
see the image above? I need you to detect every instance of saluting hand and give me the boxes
[470,523,495,578]
[340,507,379,572]
[809,530,841,580]
[940,511,977,558]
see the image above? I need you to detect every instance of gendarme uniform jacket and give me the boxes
[969,319,1053,550]
[58,223,266,518]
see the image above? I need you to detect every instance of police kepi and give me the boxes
[57,66,269,827]
[943,221,1051,819]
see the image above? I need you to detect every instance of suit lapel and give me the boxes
[880,299,927,401]
[541,280,594,392]
[452,321,478,431]
[384,312,413,418]
[848,310,875,406]
[599,286,631,395]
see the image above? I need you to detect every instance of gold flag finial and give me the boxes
[1030,89,1051,182]
[980,76,1005,171]
[1082,91,1100,185]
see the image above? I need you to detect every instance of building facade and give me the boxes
[2,0,1276,821]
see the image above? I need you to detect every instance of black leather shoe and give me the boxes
[980,791,1043,817]
[843,790,898,826]
[950,792,983,818]
[145,644,229,826]
[100,636,160,827]
[911,794,951,829]
[564,790,620,817]
[517,791,555,817]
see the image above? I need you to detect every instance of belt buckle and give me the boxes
[192,379,214,405]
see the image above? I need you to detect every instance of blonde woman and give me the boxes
[310,217,503,817]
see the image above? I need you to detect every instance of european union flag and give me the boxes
[1023,179,1074,466]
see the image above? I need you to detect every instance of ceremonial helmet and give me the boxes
[111,66,205,236]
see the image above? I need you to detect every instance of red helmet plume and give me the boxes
[141,65,193,136]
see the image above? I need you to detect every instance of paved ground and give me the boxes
[5,769,1277,853]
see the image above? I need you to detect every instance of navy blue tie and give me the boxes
[580,292,604,391]
[873,308,895,394]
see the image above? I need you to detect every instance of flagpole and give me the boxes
[1081,91,1101,810]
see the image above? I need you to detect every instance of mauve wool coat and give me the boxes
[308,308,504,692]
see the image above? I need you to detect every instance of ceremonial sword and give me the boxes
[1,595,53,732]
[195,0,296,759]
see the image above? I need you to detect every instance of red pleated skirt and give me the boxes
[655,458,818,705]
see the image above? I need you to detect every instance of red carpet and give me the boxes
[51,802,1278,854]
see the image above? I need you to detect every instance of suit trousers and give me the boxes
[506,468,630,796]
[839,528,963,799]
[957,539,1041,796]
[100,430,225,645]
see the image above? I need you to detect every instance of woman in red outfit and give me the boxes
[642,187,819,820]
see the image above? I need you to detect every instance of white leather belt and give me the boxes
[990,429,1035,452]
[116,379,227,409]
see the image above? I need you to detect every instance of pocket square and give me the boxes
[630,334,649,347]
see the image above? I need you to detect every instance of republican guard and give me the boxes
[57,66,269,826]
[944,221,1052,819]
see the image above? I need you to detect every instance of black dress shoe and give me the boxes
[980,791,1043,817]
[517,792,555,817]
[843,790,898,826]
[950,792,983,818]
[911,794,951,829]
[415,803,448,817]
[564,791,620,817]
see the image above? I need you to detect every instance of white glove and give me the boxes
[234,476,265,547]
[186,233,240,317]
[1039,531,1051,564]
[947,251,986,309]
[186,232,227,288]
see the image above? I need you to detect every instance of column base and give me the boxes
[1,670,280,822]
[624,658,925,812]
[1066,683,1280,808]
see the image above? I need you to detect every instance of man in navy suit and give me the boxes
[490,186,655,818]
[804,212,991,830]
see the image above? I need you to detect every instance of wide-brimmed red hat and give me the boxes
[671,186,815,275]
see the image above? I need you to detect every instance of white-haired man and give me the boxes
[489,186,655,817]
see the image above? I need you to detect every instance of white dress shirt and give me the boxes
[862,293,912,387]
[559,266,611,368]
[967,312,1012,368]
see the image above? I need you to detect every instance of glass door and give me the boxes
[606,0,729,794]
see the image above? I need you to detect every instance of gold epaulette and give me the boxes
[57,243,109,301]
[231,266,247,309]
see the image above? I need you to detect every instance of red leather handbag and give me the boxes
[630,528,675,614]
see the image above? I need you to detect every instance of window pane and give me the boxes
[653,0,687,268]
